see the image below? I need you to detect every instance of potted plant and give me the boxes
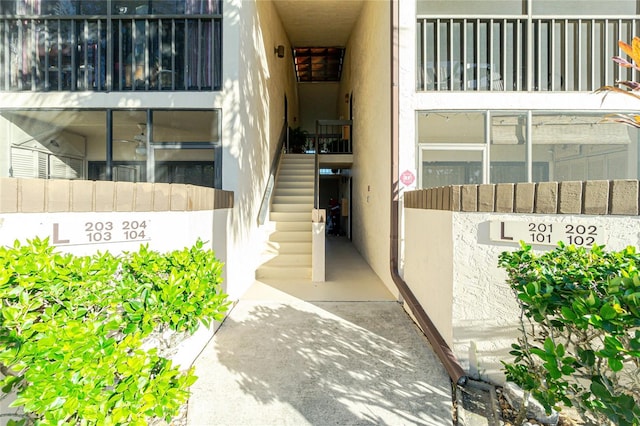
[288,127,308,153]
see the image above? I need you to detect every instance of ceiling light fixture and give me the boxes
[132,124,147,158]
[135,141,147,157]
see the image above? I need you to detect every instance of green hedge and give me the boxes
[499,243,640,425]
[0,238,229,425]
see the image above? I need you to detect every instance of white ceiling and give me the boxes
[272,0,365,47]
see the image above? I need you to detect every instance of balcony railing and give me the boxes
[0,15,221,92]
[417,14,640,92]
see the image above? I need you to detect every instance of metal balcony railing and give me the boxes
[417,14,640,92]
[313,120,353,154]
[0,15,221,92]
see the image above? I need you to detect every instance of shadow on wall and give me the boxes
[191,301,452,425]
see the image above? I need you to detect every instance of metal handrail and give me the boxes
[257,122,287,225]
[314,123,320,210]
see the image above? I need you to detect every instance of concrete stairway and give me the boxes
[256,154,315,280]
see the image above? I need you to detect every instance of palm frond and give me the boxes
[600,113,640,128]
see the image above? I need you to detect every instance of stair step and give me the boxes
[278,174,315,184]
[270,211,312,222]
[274,188,313,196]
[277,182,314,190]
[283,154,314,160]
[263,253,311,265]
[256,265,311,280]
[280,170,313,175]
[269,231,312,242]
[281,160,314,166]
[256,153,316,281]
[273,221,312,232]
[271,204,314,213]
[273,195,313,204]
[265,241,312,254]
[280,164,316,174]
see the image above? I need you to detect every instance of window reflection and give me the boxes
[532,114,638,182]
[0,0,222,91]
[1,108,220,187]
[418,111,640,188]
[0,1,221,16]
[422,150,483,188]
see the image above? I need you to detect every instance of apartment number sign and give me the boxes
[489,220,605,247]
[52,218,151,247]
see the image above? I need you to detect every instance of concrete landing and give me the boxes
[188,300,453,425]
[188,237,452,425]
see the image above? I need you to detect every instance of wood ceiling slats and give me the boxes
[293,47,345,82]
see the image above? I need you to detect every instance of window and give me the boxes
[532,113,637,182]
[11,146,83,179]
[1,108,221,187]
[418,110,640,188]
[89,160,214,187]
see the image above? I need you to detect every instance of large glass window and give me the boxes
[0,108,220,187]
[532,113,637,182]
[490,112,527,183]
[421,149,483,188]
[418,111,486,187]
[418,110,640,188]
[419,112,485,144]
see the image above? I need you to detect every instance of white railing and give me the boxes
[417,15,640,92]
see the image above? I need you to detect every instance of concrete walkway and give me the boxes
[187,237,453,425]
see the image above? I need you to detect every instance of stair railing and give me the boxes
[314,121,320,209]
[257,122,287,225]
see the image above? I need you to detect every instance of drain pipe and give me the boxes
[389,0,467,386]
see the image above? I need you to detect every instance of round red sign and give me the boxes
[400,170,415,186]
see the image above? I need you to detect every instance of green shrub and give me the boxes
[499,243,640,426]
[0,238,229,425]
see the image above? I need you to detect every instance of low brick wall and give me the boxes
[404,180,640,215]
[0,178,233,213]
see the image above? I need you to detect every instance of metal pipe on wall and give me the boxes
[389,0,467,386]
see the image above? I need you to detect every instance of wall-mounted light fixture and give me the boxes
[275,45,285,58]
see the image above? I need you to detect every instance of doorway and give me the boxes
[320,169,351,239]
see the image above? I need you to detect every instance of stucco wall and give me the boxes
[452,211,640,384]
[298,83,340,133]
[403,208,454,344]
[340,0,395,296]
[214,0,299,298]
[404,198,640,384]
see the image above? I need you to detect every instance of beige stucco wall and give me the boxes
[403,208,454,344]
[340,1,395,296]
[298,83,340,133]
[221,0,299,297]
